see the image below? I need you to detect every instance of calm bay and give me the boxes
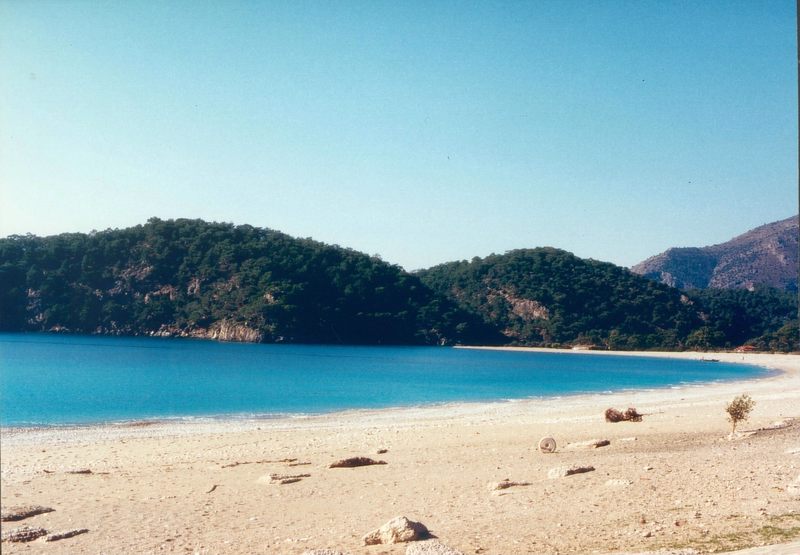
[0,333,767,427]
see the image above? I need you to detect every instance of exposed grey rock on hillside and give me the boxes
[631,216,798,291]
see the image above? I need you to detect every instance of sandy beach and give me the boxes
[2,349,799,555]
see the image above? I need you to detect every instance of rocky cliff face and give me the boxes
[207,320,264,343]
[631,216,799,291]
[148,321,264,343]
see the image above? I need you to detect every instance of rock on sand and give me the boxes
[565,438,611,449]
[489,479,531,491]
[1,526,48,543]
[0,505,55,522]
[548,465,595,479]
[362,516,429,545]
[330,457,387,468]
[45,528,89,542]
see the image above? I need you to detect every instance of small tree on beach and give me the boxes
[725,394,755,436]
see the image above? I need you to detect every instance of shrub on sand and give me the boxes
[605,408,624,422]
[624,407,643,422]
[725,394,755,437]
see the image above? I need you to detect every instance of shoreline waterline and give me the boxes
[1,336,768,428]
[2,349,794,445]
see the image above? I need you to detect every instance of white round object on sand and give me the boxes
[539,437,557,453]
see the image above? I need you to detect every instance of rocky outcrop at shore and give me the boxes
[206,320,263,343]
[147,320,264,343]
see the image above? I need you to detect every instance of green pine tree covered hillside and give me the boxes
[416,248,797,351]
[0,218,501,345]
[684,288,798,351]
[0,220,796,351]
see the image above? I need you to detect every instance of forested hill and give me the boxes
[416,248,798,351]
[0,220,796,351]
[0,218,501,345]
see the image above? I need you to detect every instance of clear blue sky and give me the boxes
[1,1,796,270]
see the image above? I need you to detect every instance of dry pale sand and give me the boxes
[2,349,800,555]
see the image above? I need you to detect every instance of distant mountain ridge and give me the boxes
[631,216,799,292]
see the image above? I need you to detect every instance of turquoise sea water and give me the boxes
[0,333,767,427]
